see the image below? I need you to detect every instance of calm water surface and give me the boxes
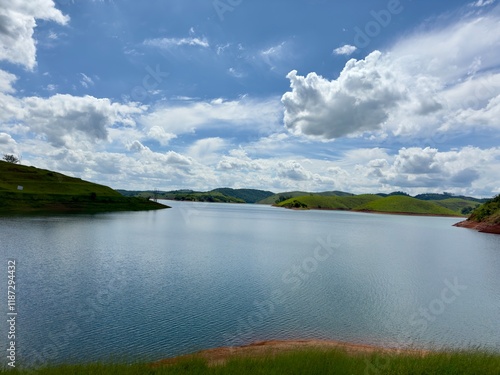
[1,201,499,366]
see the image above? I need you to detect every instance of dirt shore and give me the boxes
[153,339,429,367]
[453,220,500,234]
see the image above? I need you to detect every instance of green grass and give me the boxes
[0,161,168,214]
[433,198,480,215]
[276,194,382,210]
[2,349,500,374]
[258,191,353,205]
[355,196,460,216]
[468,194,500,224]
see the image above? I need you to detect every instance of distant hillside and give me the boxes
[414,193,488,203]
[276,194,382,210]
[355,196,460,216]
[0,161,168,214]
[276,194,461,216]
[433,198,481,215]
[454,195,500,234]
[210,188,275,203]
[258,190,353,205]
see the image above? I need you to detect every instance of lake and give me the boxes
[1,201,499,367]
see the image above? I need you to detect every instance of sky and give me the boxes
[0,0,500,196]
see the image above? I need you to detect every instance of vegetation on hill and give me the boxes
[276,194,461,216]
[454,194,500,234]
[433,198,481,215]
[210,188,274,203]
[0,161,168,214]
[257,190,353,205]
[355,196,459,216]
[277,194,382,210]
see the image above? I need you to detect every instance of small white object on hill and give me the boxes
[17,186,23,191]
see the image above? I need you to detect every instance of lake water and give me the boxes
[1,201,500,367]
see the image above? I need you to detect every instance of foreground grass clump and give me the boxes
[2,349,500,375]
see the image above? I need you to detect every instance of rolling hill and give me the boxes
[276,194,382,210]
[454,194,500,234]
[257,190,353,205]
[0,161,168,214]
[276,194,461,216]
[355,196,459,216]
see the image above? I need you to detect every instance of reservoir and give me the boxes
[1,201,499,367]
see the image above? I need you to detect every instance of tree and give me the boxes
[2,154,20,164]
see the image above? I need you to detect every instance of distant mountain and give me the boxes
[210,188,275,203]
[0,161,168,214]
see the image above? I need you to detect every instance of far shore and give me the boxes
[154,339,433,367]
[273,205,465,218]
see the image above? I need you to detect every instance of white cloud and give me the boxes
[146,126,176,146]
[333,44,357,56]
[141,97,282,136]
[282,51,406,140]
[0,0,69,69]
[144,36,209,49]
[188,137,226,160]
[0,69,17,94]
[80,73,95,88]
[20,94,145,147]
[470,0,495,7]
[282,10,500,141]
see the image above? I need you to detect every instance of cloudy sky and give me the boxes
[1,0,500,196]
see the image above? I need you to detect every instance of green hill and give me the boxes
[210,188,275,203]
[0,161,168,214]
[454,195,500,234]
[276,194,382,210]
[258,190,353,205]
[468,194,500,223]
[355,196,459,216]
[433,198,481,215]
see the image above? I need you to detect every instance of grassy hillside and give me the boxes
[468,194,500,224]
[210,188,274,203]
[156,191,245,203]
[276,194,382,210]
[434,198,480,215]
[258,190,353,205]
[356,196,459,216]
[0,161,168,214]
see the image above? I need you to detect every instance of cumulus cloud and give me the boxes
[366,146,499,191]
[188,137,226,159]
[282,51,406,139]
[21,94,145,147]
[282,10,500,141]
[0,69,17,93]
[217,149,263,171]
[333,44,357,56]
[0,0,69,69]
[276,160,312,181]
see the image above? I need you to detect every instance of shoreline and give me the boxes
[154,339,431,367]
[273,205,464,218]
[453,219,500,234]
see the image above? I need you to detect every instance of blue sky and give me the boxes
[1,0,500,196]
